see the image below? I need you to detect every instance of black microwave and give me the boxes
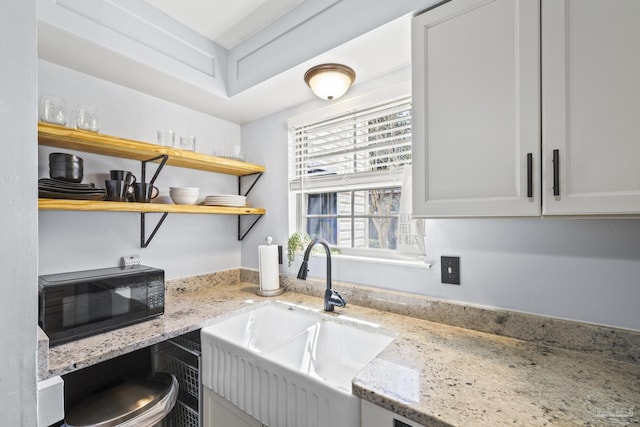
[39,265,165,346]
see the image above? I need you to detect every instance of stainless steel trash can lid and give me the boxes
[65,372,177,427]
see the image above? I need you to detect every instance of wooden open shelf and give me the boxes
[38,122,265,176]
[38,199,266,215]
[37,122,266,244]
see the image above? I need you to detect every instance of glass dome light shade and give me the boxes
[304,64,356,100]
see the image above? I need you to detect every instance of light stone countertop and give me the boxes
[43,280,640,426]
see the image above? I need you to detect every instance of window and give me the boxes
[289,97,414,256]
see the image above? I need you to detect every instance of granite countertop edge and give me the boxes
[42,281,640,427]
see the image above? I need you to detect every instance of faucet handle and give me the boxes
[324,289,347,312]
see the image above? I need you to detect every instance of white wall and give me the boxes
[0,0,38,424]
[38,60,243,279]
[241,68,640,332]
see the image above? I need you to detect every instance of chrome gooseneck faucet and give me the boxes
[296,238,347,312]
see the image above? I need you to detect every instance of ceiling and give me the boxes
[145,0,305,49]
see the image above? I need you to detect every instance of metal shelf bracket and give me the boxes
[237,172,264,241]
[141,154,169,183]
[239,172,263,197]
[141,212,169,248]
[238,215,263,241]
[139,154,169,248]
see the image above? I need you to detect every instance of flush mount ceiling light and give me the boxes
[304,63,356,100]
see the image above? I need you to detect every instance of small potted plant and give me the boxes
[287,231,311,266]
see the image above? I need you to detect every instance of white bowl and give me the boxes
[170,190,199,205]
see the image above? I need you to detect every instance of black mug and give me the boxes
[132,183,159,203]
[110,170,136,199]
[105,179,129,202]
[110,170,136,185]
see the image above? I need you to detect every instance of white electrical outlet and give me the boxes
[120,254,141,267]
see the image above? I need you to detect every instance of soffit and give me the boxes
[144,0,305,49]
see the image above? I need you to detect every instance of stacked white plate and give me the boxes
[204,194,247,207]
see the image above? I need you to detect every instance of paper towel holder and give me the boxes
[257,236,285,297]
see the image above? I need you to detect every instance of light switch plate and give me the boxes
[441,256,460,285]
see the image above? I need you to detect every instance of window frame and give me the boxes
[301,186,402,250]
[288,83,423,261]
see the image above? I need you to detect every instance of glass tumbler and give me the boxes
[157,129,175,147]
[39,96,66,125]
[180,135,196,151]
[76,105,99,132]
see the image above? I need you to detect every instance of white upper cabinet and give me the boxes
[542,0,640,215]
[412,0,541,217]
[412,0,640,217]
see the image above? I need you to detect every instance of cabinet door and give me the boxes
[412,0,541,217]
[542,0,640,215]
[203,387,262,427]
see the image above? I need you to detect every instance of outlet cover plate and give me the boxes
[120,254,141,267]
[441,256,460,285]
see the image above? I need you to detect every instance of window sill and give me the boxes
[289,249,432,269]
[331,253,431,269]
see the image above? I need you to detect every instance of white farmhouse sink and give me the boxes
[201,304,318,352]
[201,302,394,427]
[267,319,393,392]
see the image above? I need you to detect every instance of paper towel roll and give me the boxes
[258,245,280,291]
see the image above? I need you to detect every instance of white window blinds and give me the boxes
[290,97,412,191]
